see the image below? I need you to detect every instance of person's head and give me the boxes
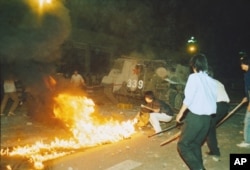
[74,70,78,75]
[189,53,208,73]
[239,51,249,71]
[144,91,155,103]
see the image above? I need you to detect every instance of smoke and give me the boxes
[0,0,71,80]
[0,0,71,63]
[0,0,71,121]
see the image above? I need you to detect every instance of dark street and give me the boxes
[1,1,250,170]
[1,95,250,170]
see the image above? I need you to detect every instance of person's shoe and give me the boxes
[237,141,250,148]
[205,151,220,161]
[212,155,220,162]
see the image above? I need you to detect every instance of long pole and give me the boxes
[160,102,244,146]
[216,101,245,127]
[148,122,182,138]
[160,131,181,146]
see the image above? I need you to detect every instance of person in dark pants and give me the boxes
[206,102,229,160]
[206,83,230,162]
[205,67,230,161]
[176,54,217,170]
[236,51,250,148]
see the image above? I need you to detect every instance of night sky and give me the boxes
[0,0,250,86]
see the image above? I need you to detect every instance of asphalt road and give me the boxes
[1,98,250,170]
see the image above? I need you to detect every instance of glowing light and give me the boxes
[1,94,137,169]
[187,36,196,43]
[38,0,52,14]
[187,36,198,54]
[188,45,197,53]
[25,0,54,16]
[39,0,52,7]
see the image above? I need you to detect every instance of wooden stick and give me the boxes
[160,131,181,146]
[160,102,245,146]
[216,101,245,127]
[148,122,182,138]
[141,104,154,111]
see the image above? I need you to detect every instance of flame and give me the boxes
[1,94,137,169]
[53,94,136,145]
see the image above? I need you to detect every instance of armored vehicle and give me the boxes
[101,57,190,110]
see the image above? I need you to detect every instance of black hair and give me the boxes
[207,66,214,77]
[189,53,208,72]
[239,51,249,65]
[144,91,155,100]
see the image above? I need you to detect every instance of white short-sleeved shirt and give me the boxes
[4,80,16,93]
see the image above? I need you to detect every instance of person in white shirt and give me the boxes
[70,70,85,89]
[176,54,217,170]
[1,74,19,116]
[205,67,230,161]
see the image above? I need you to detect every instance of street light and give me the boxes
[187,36,198,54]
[27,0,53,16]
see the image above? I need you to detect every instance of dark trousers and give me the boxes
[206,102,229,156]
[177,112,211,170]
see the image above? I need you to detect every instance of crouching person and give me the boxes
[139,90,174,133]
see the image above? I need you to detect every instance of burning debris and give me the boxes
[1,94,137,169]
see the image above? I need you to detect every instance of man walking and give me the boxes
[176,54,217,170]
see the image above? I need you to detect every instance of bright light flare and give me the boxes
[26,0,54,15]
[38,0,52,14]
[39,0,52,8]
[188,45,197,53]
[1,94,137,169]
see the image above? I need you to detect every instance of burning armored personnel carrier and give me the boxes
[101,57,190,110]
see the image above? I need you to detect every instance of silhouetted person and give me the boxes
[1,73,19,116]
[237,51,250,148]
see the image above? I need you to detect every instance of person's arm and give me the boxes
[152,100,161,113]
[152,108,160,113]
[141,106,160,113]
[176,104,188,123]
[242,97,248,103]
[142,101,160,113]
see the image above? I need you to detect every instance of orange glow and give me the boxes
[38,0,52,15]
[54,94,136,145]
[188,45,197,53]
[1,94,136,169]
[26,0,53,16]
[39,0,52,7]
